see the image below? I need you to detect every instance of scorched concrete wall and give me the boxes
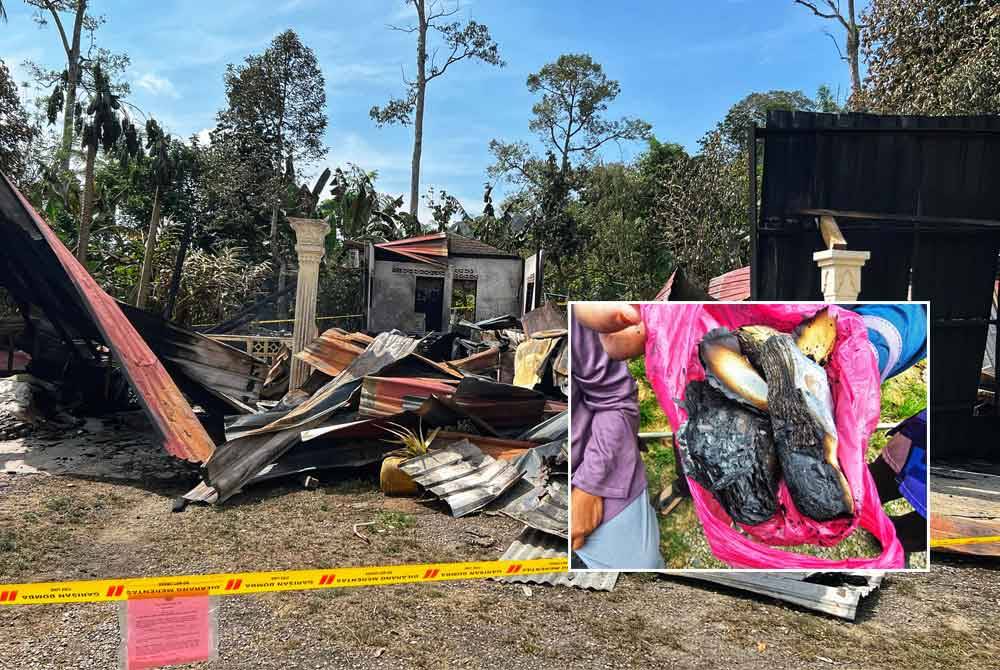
[367,255,523,333]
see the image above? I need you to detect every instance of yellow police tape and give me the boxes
[0,558,568,606]
[930,535,1000,548]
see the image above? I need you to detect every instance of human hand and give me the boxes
[573,302,646,360]
[571,486,604,551]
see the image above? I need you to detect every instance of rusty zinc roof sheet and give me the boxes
[296,328,374,377]
[708,266,751,301]
[375,232,449,266]
[358,376,458,417]
[0,173,214,463]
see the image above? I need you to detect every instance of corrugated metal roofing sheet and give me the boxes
[204,331,424,501]
[375,232,449,266]
[707,266,751,301]
[497,527,619,591]
[501,478,568,538]
[359,376,458,417]
[296,328,373,377]
[399,439,523,517]
[0,173,215,463]
[433,431,537,460]
[448,347,501,374]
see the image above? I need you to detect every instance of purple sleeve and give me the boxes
[570,311,643,502]
[572,410,639,498]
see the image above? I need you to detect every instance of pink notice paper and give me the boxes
[120,595,217,670]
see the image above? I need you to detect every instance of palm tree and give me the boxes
[78,61,131,264]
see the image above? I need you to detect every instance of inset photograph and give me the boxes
[569,301,928,571]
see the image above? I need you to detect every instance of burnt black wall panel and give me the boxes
[755,112,1000,461]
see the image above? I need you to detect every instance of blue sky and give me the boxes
[2,0,861,218]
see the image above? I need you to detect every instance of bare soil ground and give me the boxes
[2,410,997,670]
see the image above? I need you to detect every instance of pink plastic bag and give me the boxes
[642,302,904,569]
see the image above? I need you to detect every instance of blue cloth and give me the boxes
[574,491,665,570]
[889,410,928,518]
[849,304,927,380]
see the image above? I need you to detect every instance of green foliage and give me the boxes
[880,362,927,423]
[719,89,819,156]
[860,0,1000,114]
[0,60,36,185]
[149,246,271,326]
[424,187,467,232]
[318,165,419,244]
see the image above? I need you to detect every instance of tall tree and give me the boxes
[371,0,503,216]
[656,128,748,287]
[719,89,818,155]
[794,1,862,106]
[77,61,137,265]
[860,0,1000,115]
[489,54,651,182]
[215,29,327,314]
[24,1,128,174]
[0,59,37,184]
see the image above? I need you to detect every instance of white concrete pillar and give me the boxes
[813,249,871,302]
[288,217,330,390]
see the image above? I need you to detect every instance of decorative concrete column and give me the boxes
[288,217,330,390]
[813,249,870,302]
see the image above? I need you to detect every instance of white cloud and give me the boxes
[326,62,400,87]
[196,128,212,145]
[136,73,180,99]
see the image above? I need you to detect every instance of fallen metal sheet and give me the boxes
[496,440,568,536]
[511,439,567,483]
[121,303,266,412]
[0,173,214,463]
[224,410,290,441]
[497,527,618,591]
[434,431,538,460]
[236,331,422,440]
[677,572,884,620]
[399,439,523,517]
[501,478,568,538]
[359,376,458,417]
[516,411,568,443]
[417,331,459,361]
[247,440,396,484]
[295,328,373,377]
[261,348,289,400]
[513,337,559,388]
[300,409,425,442]
[521,302,566,336]
[448,376,547,432]
[449,347,501,374]
[182,480,219,504]
[203,379,361,502]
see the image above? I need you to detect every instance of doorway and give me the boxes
[414,276,444,331]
